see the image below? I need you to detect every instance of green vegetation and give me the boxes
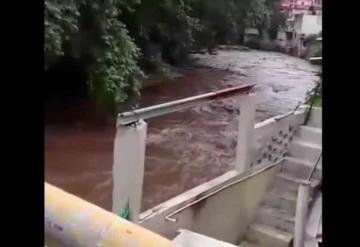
[306,72,322,107]
[45,0,284,106]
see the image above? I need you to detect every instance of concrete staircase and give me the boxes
[240,108,322,247]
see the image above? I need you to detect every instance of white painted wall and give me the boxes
[138,108,308,244]
[251,109,306,169]
[173,229,238,247]
[139,166,279,244]
[277,31,287,47]
[301,14,322,36]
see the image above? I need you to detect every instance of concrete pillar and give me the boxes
[294,180,311,247]
[235,94,256,173]
[112,119,147,223]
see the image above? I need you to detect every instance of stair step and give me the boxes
[281,157,322,180]
[238,241,262,247]
[173,229,238,247]
[246,224,293,247]
[288,140,322,164]
[255,205,295,233]
[296,125,322,146]
[263,190,298,215]
[263,186,313,215]
[271,173,320,205]
[276,172,321,190]
[306,107,322,128]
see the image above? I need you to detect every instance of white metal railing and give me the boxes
[112,84,256,222]
[117,84,255,126]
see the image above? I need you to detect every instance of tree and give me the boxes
[45,0,140,107]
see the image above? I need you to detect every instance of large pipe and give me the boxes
[45,183,177,247]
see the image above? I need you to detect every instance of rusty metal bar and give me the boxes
[117,84,255,126]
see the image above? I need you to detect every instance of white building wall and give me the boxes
[301,14,322,36]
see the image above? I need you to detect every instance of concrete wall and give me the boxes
[138,108,307,244]
[139,165,279,244]
[251,109,306,168]
[277,31,287,47]
[301,14,322,36]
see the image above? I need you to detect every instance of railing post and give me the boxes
[112,119,147,223]
[294,180,311,247]
[235,93,256,173]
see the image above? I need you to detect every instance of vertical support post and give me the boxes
[235,93,256,173]
[294,180,311,247]
[112,119,147,223]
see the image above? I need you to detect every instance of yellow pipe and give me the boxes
[45,183,176,247]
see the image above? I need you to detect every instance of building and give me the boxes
[280,0,322,12]
[277,0,322,57]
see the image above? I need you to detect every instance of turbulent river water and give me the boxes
[45,50,320,211]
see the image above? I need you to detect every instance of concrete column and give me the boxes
[294,180,311,247]
[112,119,147,223]
[235,94,256,173]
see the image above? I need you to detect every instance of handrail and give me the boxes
[307,151,322,181]
[273,101,302,121]
[164,160,282,222]
[117,84,255,126]
[45,183,176,247]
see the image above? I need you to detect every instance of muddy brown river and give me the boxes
[45,50,320,211]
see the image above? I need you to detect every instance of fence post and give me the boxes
[294,180,311,247]
[112,119,147,223]
[235,93,256,173]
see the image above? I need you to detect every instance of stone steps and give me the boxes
[288,140,321,165]
[239,241,263,247]
[280,157,321,180]
[245,224,293,247]
[255,205,295,233]
[295,126,322,146]
[241,108,322,247]
[273,172,321,196]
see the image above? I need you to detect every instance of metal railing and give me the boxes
[117,84,255,126]
[294,152,322,247]
[307,152,322,181]
[45,84,257,245]
[113,84,257,222]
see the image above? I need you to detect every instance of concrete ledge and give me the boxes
[173,229,238,247]
[140,162,280,223]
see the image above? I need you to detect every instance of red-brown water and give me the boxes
[45,50,320,211]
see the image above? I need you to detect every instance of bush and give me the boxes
[45,0,141,107]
